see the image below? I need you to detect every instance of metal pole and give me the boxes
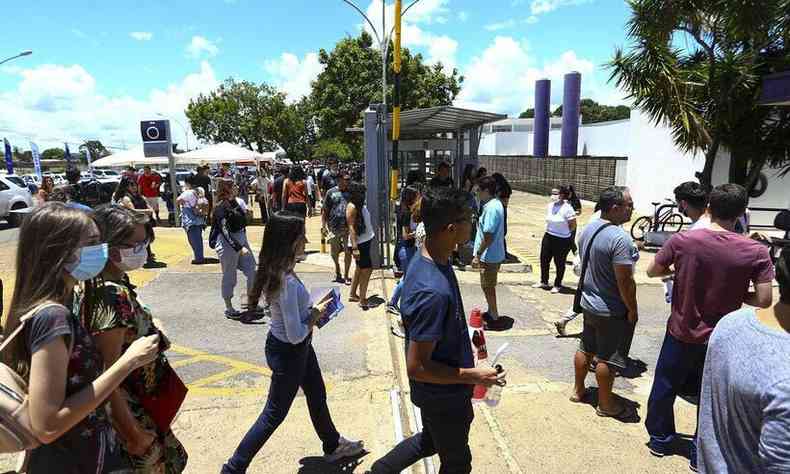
[0,50,32,65]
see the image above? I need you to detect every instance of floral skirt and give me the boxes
[127,394,188,474]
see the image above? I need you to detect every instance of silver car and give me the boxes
[0,174,34,227]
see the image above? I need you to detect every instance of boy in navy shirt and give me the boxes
[369,187,504,473]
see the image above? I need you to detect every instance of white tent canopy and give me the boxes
[176,142,281,164]
[91,147,171,168]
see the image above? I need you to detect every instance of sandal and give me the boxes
[596,404,638,422]
[349,296,360,303]
[569,388,593,404]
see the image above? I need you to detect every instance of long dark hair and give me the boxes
[777,248,789,305]
[400,186,419,220]
[461,164,477,191]
[348,182,367,235]
[113,176,137,202]
[2,203,97,382]
[289,166,306,182]
[249,211,306,304]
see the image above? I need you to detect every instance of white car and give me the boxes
[0,174,34,227]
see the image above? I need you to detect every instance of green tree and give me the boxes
[79,140,109,159]
[519,108,535,119]
[311,32,463,159]
[313,137,353,162]
[41,148,65,161]
[272,97,318,160]
[186,79,284,153]
[608,0,790,189]
[551,99,631,124]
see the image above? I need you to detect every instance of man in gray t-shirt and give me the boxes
[572,187,639,420]
[698,306,790,473]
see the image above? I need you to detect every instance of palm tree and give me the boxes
[608,0,790,190]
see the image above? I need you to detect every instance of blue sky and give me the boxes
[0,0,633,151]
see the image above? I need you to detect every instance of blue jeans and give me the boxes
[645,331,706,453]
[370,397,473,473]
[222,333,340,473]
[185,225,204,261]
[389,245,416,308]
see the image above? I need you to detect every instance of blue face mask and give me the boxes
[65,243,109,281]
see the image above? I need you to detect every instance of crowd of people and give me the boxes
[2,152,788,473]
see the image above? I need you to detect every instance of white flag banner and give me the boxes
[30,142,42,178]
[85,147,94,178]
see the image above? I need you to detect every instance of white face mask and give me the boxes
[117,246,148,271]
[550,194,560,202]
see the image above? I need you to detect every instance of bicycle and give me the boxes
[630,198,686,241]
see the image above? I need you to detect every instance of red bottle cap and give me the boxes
[469,307,483,328]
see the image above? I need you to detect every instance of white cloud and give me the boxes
[458,11,469,22]
[130,31,153,41]
[531,0,593,16]
[362,1,458,71]
[0,62,218,150]
[264,52,325,101]
[455,36,619,116]
[485,20,517,31]
[71,29,88,39]
[525,16,539,24]
[187,35,219,58]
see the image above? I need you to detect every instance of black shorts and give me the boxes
[285,202,307,217]
[578,311,633,369]
[356,239,373,269]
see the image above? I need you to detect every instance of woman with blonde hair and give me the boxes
[209,178,257,319]
[2,202,159,473]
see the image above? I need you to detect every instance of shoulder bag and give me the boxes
[573,223,613,314]
[0,302,70,453]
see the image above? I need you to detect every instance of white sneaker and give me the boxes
[551,286,561,294]
[324,436,365,463]
[532,282,548,289]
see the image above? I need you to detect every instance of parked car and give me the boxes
[0,174,34,227]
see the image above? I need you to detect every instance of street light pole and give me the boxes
[0,50,33,66]
[156,113,189,151]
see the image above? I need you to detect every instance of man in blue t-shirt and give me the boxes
[370,187,504,474]
[472,176,508,331]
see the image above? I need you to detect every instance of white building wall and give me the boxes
[625,110,706,215]
[479,109,788,222]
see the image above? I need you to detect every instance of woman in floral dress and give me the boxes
[87,205,188,473]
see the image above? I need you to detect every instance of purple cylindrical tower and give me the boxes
[533,79,551,157]
[561,71,582,157]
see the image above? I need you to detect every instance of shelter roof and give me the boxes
[387,106,506,135]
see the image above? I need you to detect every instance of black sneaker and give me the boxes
[483,312,512,331]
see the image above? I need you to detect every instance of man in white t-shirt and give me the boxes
[254,165,272,225]
[675,181,710,231]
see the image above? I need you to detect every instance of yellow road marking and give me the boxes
[170,344,272,376]
[188,368,247,388]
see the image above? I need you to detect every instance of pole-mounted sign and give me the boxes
[141,119,179,221]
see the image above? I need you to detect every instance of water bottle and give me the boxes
[469,308,488,403]
[485,364,505,407]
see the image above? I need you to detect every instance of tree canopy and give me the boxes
[519,99,630,123]
[608,0,790,188]
[80,140,109,159]
[185,79,318,158]
[311,32,463,158]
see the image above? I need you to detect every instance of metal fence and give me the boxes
[479,155,626,201]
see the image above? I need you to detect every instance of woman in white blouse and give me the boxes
[533,186,578,293]
[221,211,364,473]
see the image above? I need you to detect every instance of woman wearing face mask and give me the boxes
[85,205,188,473]
[533,185,577,293]
[114,177,158,267]
[2,202,159,473]
[221,211,364,474]
[210,178,257,319]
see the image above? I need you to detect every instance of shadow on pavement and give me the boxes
[574,388,643,424]
[143,261,168,269]
[298,451,369,473]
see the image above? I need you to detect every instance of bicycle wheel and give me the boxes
[661,213,685,233]
[631,216,652,241]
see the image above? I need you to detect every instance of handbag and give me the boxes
[0,302,70,453]
[136,359,188,433]
[573,223,613,314]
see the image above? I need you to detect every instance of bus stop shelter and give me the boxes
[363,104,505,267]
